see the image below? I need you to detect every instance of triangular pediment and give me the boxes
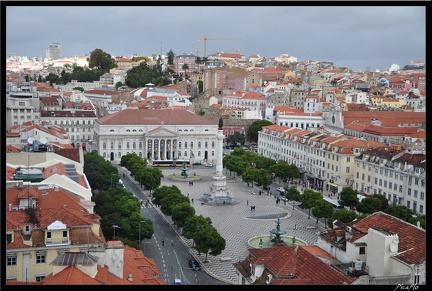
[48,220,67,230]
[146,126,178,138]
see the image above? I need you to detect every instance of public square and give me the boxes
[156,165,329,284]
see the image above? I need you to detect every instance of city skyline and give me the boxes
[5,5,426,71]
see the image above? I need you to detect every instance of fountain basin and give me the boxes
[248,235,307,248]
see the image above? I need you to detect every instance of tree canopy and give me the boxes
[247,120,273,142]
[88,48,117,73]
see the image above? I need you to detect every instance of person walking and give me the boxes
[161,239,164,246]
[171,240,173,246]
[247,200,249,206]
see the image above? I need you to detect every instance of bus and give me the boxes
[152,159,191,167]
[323,196,344,210]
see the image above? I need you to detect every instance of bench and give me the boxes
[306,226,316,230]
[220,257,232,262]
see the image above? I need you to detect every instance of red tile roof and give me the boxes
[96,109,214,126]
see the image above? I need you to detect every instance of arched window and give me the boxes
[139,142,142,149]
[190,142,193,148]
[127,142,130,149]
[118,142,121,149]
[118,152,121,158]
[139,152,142,157]
[103,142,107,149]
[212,141,215,148]
[184,142,187,149]
[212,151,214,156]
[179,142,182,148]
[110,142,114,149]
[184,151,188,156]
[198,151,201,156]
[133,142,136,149]
[110,129,114,132]
[103,152,106,158]
[205,141,208,148]
[198,141,201,148]
[126,129,130,132]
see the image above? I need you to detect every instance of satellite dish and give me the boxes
[27,137,35,144]
[40,137,48,144]
[392,237,399,245]
[389,242,397,252]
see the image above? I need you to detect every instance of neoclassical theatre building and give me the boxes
[93,109,218,164]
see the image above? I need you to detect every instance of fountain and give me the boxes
[180,162,189,178]
[247,217,307,248]
[270,217,287,244]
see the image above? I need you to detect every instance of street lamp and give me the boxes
[112,224,120,240]
[138,220,145,248]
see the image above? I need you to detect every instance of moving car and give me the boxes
[277,187,286,193]
[204,162,213,167]
[174,278,182,285]
[189,258,201,271]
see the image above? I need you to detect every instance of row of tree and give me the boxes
[84,152,154,248]
[152,185,226,262]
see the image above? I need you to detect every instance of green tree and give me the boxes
[171,202,196,228]
[152,185,182,207]
[368,194,389,211]
[195,224,226,262]
[115,81,123,90]
[167,50,175,65]
[88,48,117,73]
[384,205,413,222]
[247,120,273,142]
[182,63,189,78]
[356,196,382,215]
[44,72,61,86]
[241,167,257,186]
[183,215,212,248]
[339,187,359,209]
[312,198,335,227]
[226,131,246,147]
[285,186,301,202]
[270,160,292,183]
[329,208,359,228]
[254,169,272,187]
[299,189,322,219]
[72,87,85,92]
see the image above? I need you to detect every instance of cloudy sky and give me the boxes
[6,5,426,71]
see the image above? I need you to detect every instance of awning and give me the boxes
[327,182,338,188]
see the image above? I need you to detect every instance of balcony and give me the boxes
[45,237,70,246]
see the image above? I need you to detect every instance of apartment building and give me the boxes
[354,145,426,215]
[258,124,386,194]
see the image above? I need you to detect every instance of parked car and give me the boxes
[262,185,270,190]
[189,259,201,271]
[204,162,213,167]
[277,187,286,193]
[280,196,288,202]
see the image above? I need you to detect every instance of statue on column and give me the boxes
[218,117,223,130]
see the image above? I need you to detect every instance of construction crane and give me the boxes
[194,49,218,57]
[197,36,240,57]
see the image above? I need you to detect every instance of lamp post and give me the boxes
[112,224,120,240]
[138,220,145,249]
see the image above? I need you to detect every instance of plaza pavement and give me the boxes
[152,166,330,285]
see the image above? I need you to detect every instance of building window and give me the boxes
[7,253,17,266]
[133,142,136,149]
[35,274,46,282]
[36,251,46,264]
[198,151,201,156]
[184,151,187,156]
[127,142,130,149]
[198,142,201,148]
[103,142,107,149]
[190,142,193,148]
[111,142,114,149]
[118,142,121,149]
[346,167,350,173]
[359,247,365,255]
[139,142,142,149]
[212,141,215,148]
[179,142,182,148]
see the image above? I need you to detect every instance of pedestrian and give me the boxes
[250,205,253,211]
[191,198,194,204]
[247,200,249,206]
[161,239,164,246]
[294,224,297,230]
[171,240,173,246]
[187,192,190,198]
[140,199,143,207]
[122,173,125,178]
[223,200,226,206]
